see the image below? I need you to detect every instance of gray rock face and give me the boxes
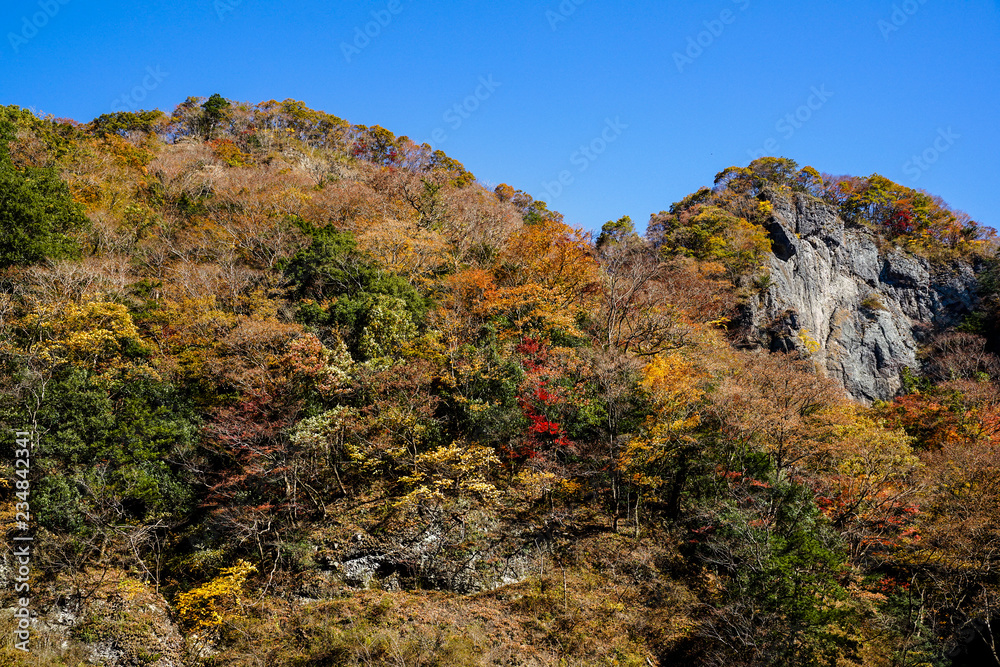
[308,517,534,596]
[740,193,978,402]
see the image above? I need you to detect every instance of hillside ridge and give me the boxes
[2,99,1000,667]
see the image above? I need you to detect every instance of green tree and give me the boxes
[23,368,197,532]
[89,110,167,138]
[687,480,856,666]
[285,224,429,358]
[201,93,231,140]
[648,204,771,283]
[596,215,639,251]
[0,122,89,267]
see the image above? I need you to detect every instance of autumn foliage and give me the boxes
[1,101,999,666]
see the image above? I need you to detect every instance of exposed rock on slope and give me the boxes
[738,192,979,402]
[0,564,185,667]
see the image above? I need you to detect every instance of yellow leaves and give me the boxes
[438,267,584,340]
[175,560,257,632]
[477,282,583,339]
[511,470,559,502]
[156,296,236,341]
[0,474,16,536]
[641,354,705,415]
[0,502,17,535]
[832,415,919,477]
[151,295,310,395]
[437,222,599,340]
[797,328,822,356]
[620,354,707,489]
[396,442,502,508]
[638,354,706,450]
[822,414,921,530]
[356,217,448,283]
[22,300,153,377]
[99,134,155,171]
[116,577,147,601]
[661,204,772,283]
[503,219,601,307]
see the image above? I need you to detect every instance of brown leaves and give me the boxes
[437,266,585,342]
[355,217,448,285]
[709,350,846,475]
[921,331,1000,384]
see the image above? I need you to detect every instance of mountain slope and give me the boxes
[1,102,999,667]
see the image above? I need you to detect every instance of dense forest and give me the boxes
[1,96,999,666]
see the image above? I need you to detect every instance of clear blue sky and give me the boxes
[2,0,998,234]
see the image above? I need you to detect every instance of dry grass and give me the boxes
[204,532,696,667]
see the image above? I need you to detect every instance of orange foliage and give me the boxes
[502,219,601,308]
[877,392,963,450]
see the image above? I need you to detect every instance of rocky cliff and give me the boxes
[738,192,980,402]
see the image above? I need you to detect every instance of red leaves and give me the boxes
[878,392,959,450]
[526,411,560,436]
[516,395,571,458]
[715,467,769,489]
[688,524,718,544]
[516,336,548,372]
[507,337,574,462]
[888,205,915,236]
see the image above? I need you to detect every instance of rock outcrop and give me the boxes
[738,192,979,402]
[0,564,185,667]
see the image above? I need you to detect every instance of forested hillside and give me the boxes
[2,97,1000,667]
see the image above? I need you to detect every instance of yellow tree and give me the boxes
[501,218,601,309]
[20,300,154,381]
[176,559,257,660]
[620,353,707,525]
[813,411,922,562]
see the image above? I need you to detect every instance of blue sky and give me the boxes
[2,0,998,234]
